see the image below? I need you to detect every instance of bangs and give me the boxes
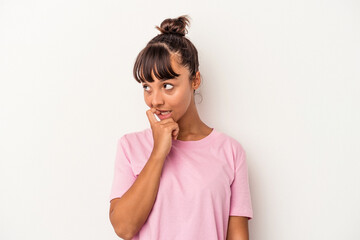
[133,44,181,83]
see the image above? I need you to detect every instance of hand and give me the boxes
[146,108,180,157]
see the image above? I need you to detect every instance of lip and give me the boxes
[156,109,171,112]
[156,111,172,120]
[156,109,172,114]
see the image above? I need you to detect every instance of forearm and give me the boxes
[226,216,249,240]
[110,151,166,238]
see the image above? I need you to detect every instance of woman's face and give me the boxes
[142,55,194,122]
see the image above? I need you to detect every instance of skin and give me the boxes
[142,53,249,239]
[142,54,213,140]
[227,216,250,240]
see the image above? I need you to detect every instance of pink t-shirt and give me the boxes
[109,127,253,239]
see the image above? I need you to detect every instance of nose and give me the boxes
[151,90,164,107]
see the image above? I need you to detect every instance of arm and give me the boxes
[226,216,250,240]
[109,151,166,240]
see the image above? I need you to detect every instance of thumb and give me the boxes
[172,126,179,139]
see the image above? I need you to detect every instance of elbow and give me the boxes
[116,222,139,240]
[110,211,134,240]
[109,200,137,239]
[111,218,135,240]
[115,228,133,240]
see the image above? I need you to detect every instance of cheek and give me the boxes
[143,88,191,110]
[171,89,192,109]
[144,94,151,107]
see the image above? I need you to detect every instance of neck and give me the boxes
[176,100,211,139]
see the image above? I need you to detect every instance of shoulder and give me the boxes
[117,127,153,151]
[211,129,247,174]
[119,127,151,142]
[116,128,153,168]
[214,129,246,155]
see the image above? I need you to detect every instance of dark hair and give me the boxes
[133,15,200,93]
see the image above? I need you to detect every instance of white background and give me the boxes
[1,0,359,239]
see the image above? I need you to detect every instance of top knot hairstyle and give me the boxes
[155,16,188,37]
[133,15,199,90]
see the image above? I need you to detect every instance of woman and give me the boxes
[109,15,253,240]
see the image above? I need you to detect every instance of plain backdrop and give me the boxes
[1,0,359,239]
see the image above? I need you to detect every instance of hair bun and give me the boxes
[155,15,190,37]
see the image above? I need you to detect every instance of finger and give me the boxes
[154,113,161,122]
[173,126,179,139]
[146,108,157,125]
[174,126,180,138]
[160,115,177,123]
[162,122,179,139]
[159,117,174,124]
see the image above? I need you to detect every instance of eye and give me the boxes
[164,83,174,90]
[142,83,173,92]
[142,85,149,91]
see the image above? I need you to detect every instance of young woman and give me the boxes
[109,15,253,240]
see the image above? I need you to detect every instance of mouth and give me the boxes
[155,110,172,120]
[156,109,172,115]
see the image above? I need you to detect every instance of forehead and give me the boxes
[168,54,184,72]
[143,54,189,83]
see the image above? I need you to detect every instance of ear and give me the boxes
[192,71,201,90]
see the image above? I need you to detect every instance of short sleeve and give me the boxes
[109,135,137,203]
[229,147,254,219]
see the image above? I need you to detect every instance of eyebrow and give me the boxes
[142,77,179,84]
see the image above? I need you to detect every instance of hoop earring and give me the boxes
[194,89,203,104]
